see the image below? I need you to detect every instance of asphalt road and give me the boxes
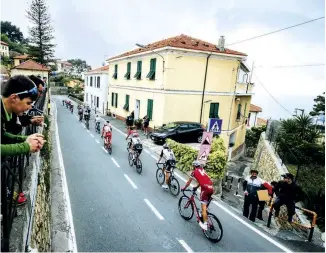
[53,96,290,252]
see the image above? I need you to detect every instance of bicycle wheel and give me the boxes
[108,145,112,155]
[156,168,165,185]
[169,177,180,196]
[136,158,142,174]
[203,212,223,243]
[178,196,194,220]
[128,152,133,167]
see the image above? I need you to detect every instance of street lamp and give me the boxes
[294,108,304,117]
[135,43,165,72]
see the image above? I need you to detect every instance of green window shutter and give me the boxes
[146,59,156,80]
[113,64,118,79]
[115,93,118,108]
[125,62,131,79]
[147,99,153,120]
[111,93,114,106]
[134,61,142,79]
[124,94,130,111]
[209,103,219,118]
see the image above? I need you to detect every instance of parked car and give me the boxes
[150,121,205,144]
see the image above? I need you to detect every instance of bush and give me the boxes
[166,137,227,179]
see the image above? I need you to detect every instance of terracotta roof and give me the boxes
[11,60,50,71]
[87,65,109,73]
[108,34,247,61]
[257,117,267,127]
[13,54,31,60]
[1,41,9,46]
[249,104,262,112]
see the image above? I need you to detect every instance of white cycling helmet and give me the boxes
[163,143,169,149]
[132,133,139,138]
[192,160,201,168]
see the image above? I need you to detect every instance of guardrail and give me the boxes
[1,93,46,252]
[267,198,317,242]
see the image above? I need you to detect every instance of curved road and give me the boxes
[53,96,291,252]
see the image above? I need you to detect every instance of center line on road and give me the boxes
[96,140,100,144]
[124,174,138,189]
[177,239,194,253]
[102,147,108,153]
[90,134,94,138]
[144,149,150,154]
[150,154,156,160]
[111,158,120,167]
[144,199,165,220]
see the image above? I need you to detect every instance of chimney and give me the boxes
[217,36,225,52]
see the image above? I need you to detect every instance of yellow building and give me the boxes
[0,41,9,57]
[11,59,50,80]
[107,34,253,159]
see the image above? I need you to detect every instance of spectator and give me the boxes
[43,76,48,93]
[1,75,46,157]
[126,111,134,131]
[273,173,303,223]
[242,169,263,222]
[29,75,45,97]
[257,180,277,220]
[143,115,150,135]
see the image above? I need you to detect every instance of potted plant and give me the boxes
[134,119,143,129]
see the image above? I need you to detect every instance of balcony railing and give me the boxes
[235,82,254,95]
[1,92,46,252]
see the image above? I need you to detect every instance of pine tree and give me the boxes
[27,0,55,65]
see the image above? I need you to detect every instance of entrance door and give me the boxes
[135,100,140,119]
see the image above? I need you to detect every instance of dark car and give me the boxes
[150,121,205,144]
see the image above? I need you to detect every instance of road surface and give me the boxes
[53,96,290,252]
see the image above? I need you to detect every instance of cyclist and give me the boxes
[126,131,143,160]
[84,107,90,121]
[62,100,65,106]
[181,160,214,231]
[126,126,138,142]
[70,103,74,113]
[78,106,83,121]
[102,120,113,146]
[94,115,101,131]
[157,143,176,190]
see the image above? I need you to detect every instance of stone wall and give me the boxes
[50,87,68,95]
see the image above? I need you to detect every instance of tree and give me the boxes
[1,21,24,43]
[310,92,325,116]
[1,34,28,55]
[67,59,91,74]
[27,0,55,65]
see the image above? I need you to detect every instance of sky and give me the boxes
[1,0,325,120]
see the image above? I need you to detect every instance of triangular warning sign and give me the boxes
[202,136,211,145]
[210,121,220,132]
[199,151,207,161]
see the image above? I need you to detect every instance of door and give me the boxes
[135,100,140,120]
[176,124,190,143]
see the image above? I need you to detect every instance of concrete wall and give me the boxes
[10,69,49,80]
[51,87,68,95]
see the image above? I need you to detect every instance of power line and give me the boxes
[227,16,325,46]
[253,73,293,115]
[255,63,325,69]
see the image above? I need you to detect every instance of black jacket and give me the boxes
[6,114,32,135]
[274,181,303,202]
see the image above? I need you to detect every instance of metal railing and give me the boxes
[1,93,46,252]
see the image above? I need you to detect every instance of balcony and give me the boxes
[235,82,254,96]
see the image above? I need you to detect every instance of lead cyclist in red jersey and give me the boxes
[181,160,214,231]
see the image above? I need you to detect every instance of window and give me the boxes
[111,92,118,108]
[209,103,219,118]
[91,95,93,104]
[243,103,247,118]
[237,64,249,83]
[96,97,99,107]
[179,124,189,130]
[146,58,156,80]
[86,93,88,102]
[134,61,142,80]
[123,94,130,111]
[236,104,242,121]
[115,93,118,108]
[90,76,93,87]
[111,93,114,106]
[147,99,153,120]
[124,62,131,80]
[112,64,118,79]
[97,76,100,88]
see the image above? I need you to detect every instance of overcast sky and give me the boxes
[1,0,325,120]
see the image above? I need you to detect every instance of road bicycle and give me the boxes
[85,118,90,130]
[156,162,180,196]
[95,122,101,134]
[127,144,142,174]
[103,136,112,155]
[178,189,223,243]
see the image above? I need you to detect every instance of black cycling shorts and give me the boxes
[165,159,176,172]
[133,143,143,155]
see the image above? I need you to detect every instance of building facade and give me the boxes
[0,41,9,57]
[247,104,262,128]
[107,34,253,157]
[84,65,109,114]
[11,60,50,79]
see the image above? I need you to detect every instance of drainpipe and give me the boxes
[199,53,212,124]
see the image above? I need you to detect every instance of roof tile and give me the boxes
[12,60,50,71]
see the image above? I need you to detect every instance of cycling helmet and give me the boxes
[192,160,201,168]
[132,133,139,138]
[163,143,169,149]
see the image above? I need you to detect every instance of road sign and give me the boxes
[198,145,211,164]
[208,118,222,134]
[201,132,213,145]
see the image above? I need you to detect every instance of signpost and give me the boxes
[198,132,213,165]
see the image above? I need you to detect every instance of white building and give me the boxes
[247,104,267,128]
[84,65,109,114]
[1,41,9,57]
[56,60,73,73]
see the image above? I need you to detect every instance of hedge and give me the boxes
[166,137,227,179]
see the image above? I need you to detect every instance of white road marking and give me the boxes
[102,147,108,153]
[212,200,292,252]
[53,102,78,252]
[124,174,138,189]
[83,125,86,128]
[177,239,194,253]
[144,149,150,154]
[86,130,89,133]
[144,199,165,220]
[174,172,187,183]
[110,124,127,137]
[151,154,157,160]
[90,134,94,138]
[111,158,120,168]
[96,139,100,144]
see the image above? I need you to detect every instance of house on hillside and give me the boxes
[13,54,35,66]
[106,34,254,159]
[84,65,109,114]
[0,41,9,57]
[56,60,73,74]
[11,59,50,80]
[247,104,266,128]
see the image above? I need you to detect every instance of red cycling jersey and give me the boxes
[191,167,213,188]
